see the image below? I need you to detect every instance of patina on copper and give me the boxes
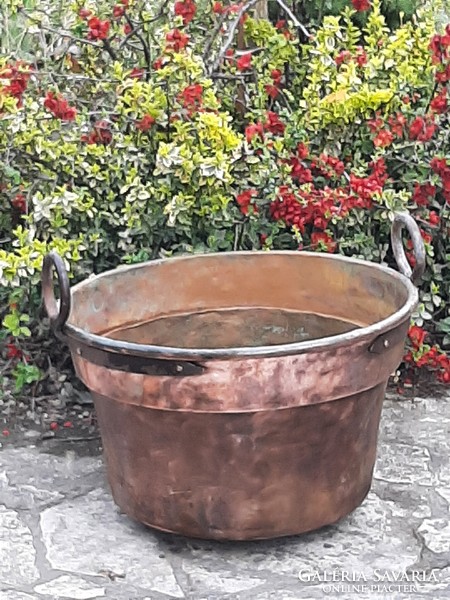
[41,212,425,540]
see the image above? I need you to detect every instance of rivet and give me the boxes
[383,339,390,348]
[176,365,183,372]
[76,347,82,355]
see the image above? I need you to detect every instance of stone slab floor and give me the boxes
[1,391,450,600]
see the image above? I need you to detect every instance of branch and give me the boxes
[274,0,310,39]
[20,12,102,50]
[424,80,439,114]
[34,71,119,83]
[209,0,261,75]
[123,13,152,78]
[43,435,101,443]
[202,12,228,64]
[210,72,252,81]
[118,0,171,49]
[102,38,118,61]
[118,22,145,49]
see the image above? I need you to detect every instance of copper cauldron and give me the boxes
[42,213,425,540]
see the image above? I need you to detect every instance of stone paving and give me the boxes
[1,390,450,600]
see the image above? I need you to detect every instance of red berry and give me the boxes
[236,53,252,71]
[113,5,125,18]
[79,8,91,19]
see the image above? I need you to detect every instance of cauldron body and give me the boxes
[42,218,424,540]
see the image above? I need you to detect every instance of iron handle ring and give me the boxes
[391,212,426,286]
[41,251,71,335]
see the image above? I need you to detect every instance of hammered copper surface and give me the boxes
[71,320,408,412]
[57,252,418,539]
[92,383,385,540]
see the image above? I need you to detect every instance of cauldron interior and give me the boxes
[68,252,410,341]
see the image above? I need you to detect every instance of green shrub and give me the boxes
[290,0,420,29]
[0,0,449,393]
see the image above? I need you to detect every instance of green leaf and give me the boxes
[436,318,450,334]
[3,166,21,185]
[3,314,20,334]
[12,363,41,393]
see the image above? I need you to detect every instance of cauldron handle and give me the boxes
[41,251,71,337]
[391,212,425,286]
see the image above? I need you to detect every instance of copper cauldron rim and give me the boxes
[60,250,418,361]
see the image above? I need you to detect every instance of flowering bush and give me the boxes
[0,0,449,393]
[295,0,420,29]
